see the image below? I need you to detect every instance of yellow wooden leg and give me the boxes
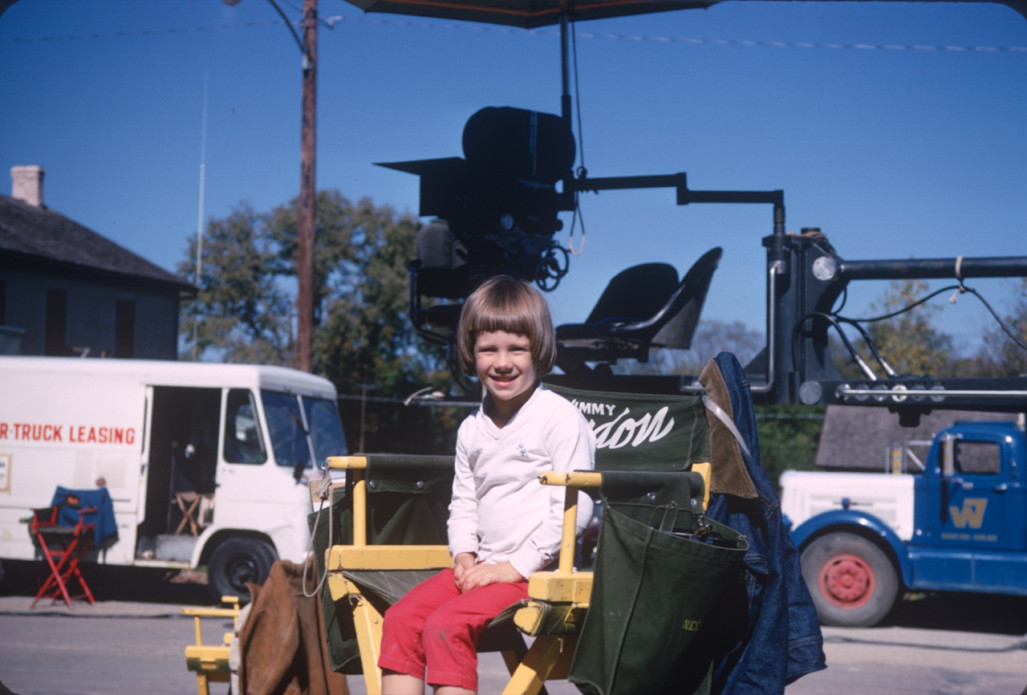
[500,649,522,676]
[502,635,577,695]
[194,672,209,695]
[346,581,385,695]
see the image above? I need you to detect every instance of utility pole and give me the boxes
[224,0,318,372]
[296,0,317,373]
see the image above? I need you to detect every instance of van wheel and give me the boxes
[207,538,277,600]
[800,532,899,627]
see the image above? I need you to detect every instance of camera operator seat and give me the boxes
[556,247,722,372]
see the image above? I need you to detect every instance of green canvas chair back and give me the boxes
[543,382,710,473]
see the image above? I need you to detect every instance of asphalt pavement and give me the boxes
[1,564,1025,695]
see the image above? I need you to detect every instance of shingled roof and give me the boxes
[815,405,1017,471]
[0,194,195,293]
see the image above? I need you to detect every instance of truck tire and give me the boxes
[800,532,899,627]
[207,537,277,600]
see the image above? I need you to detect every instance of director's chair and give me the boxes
[183,596,242,695]
[28,498,97,608]
[26,486,118,609]
[174,491,214,536]
[317,377,736,695]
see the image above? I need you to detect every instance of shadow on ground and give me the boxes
[5,559,1027,635]
[0,559,215,606]
[886,591,1027,636]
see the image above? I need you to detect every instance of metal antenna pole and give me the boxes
[193,73,209,361]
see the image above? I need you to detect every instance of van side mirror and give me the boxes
[293,460,306,484]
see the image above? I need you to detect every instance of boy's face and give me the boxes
[474,330,537,417]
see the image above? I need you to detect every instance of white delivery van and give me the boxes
[0,356,347,598]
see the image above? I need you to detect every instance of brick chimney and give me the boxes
[11,165,45,207]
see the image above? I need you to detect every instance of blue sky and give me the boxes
[2,0,1025,356]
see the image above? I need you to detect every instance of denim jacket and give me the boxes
[701,353,826,693]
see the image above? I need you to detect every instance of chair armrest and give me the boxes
[183,596,242,646]
[692,462,711,510]
[538,463,712,575]
[328,545,452,571]
[538,471,602,575]
[182,607,242,621]
[514,598,588,636]
[326,456,369,545]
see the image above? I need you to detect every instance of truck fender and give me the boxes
[791,510,913,588]
[190,526,221,568]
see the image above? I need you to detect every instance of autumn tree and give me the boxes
[832,278,954,379]
[970,278,1027,377]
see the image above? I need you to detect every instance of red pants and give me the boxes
[377,568,528,691]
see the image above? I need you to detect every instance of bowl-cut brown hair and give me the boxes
[456,275,557,376]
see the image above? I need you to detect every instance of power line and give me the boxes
[577,30,1027,53]
[0,19,291,44]
[3,14,1025,53]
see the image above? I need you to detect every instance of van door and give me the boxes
[141,386,220,559]
[215,388,308,542]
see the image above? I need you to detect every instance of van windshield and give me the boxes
[260,390,347,471]
[262,390,313,470]
[303,397,348,465]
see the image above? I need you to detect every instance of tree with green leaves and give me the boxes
[178,202,293,364]
[755,405,825,485]
[262,192,439,392]
[178,190,460,454]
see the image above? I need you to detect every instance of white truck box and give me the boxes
[780,470,916,541]
[0,356,347,597]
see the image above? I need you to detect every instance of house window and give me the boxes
[115,299,135,358]
[45,288,67,356]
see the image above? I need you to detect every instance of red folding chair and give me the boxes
[28,497,97,608]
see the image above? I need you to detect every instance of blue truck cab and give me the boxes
[784,419,1027,626]
[910,421,1027,591]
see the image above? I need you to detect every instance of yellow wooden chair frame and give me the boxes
[183,596,241,695]
[324,455,711,695]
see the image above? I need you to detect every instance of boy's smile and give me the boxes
[474,330,538,424]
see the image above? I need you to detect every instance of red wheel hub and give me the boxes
[819,553,875,608]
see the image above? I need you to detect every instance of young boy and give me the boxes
[378,275,595,695]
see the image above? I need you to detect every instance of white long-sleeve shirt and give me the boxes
[447,386,596,579]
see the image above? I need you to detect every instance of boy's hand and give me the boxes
[453,557,524,592]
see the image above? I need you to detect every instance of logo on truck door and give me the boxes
[949,498,988,529]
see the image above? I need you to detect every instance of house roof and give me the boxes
[0,194,195,293]
[815,405,1017,471]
